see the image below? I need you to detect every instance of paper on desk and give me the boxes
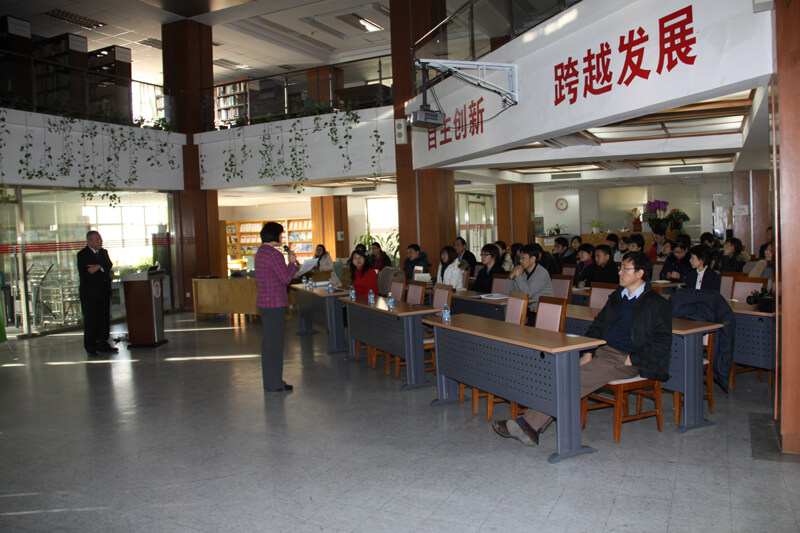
[481,293,508,300]
[296,258,318,277]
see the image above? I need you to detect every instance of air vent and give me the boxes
[45,9,105,30]
[550,173,582,180]
[278,64,295,71]
[137,38,163,50]
[352,186,377,193]
[670,165,703,173]
[214,58,250,70]
[454,180,472,186]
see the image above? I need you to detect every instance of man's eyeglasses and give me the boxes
[618,266,637,272]
[480,253,492,257]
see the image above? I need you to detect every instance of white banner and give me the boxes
[408,0,774,169]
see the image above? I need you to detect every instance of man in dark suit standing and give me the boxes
[78,231,117,356]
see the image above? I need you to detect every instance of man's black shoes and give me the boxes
[265,381,294,392]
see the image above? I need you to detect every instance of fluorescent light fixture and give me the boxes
[45,9,105,30]
[46,360,139,365]
[163,355,260,361]
[358,17,383,32]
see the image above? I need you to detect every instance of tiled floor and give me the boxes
[0,312,798,532]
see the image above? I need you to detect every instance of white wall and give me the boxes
[598,186,648,232]
[218,201,311,222]
[537,190,580,236]
[579,189,599,233]
[0,108,185,190]
[347,196,367,248]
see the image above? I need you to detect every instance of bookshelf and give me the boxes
[88,45,132,121]
[214,79,249,128]
[225,218,314,263]
[33,33,88,116]
[0,16,33,109]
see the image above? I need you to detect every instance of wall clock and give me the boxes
[555,197,568,211]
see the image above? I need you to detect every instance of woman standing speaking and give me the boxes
[255,222,298,392]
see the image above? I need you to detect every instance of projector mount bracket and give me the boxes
[416,59,519,107]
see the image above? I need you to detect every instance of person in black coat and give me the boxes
[454,236,477,273]
[589,244,620,285]
[573,243,596,287]
[686,244,721,291]
[660,240,692,283]
[77,231,117,356]
[470,244,506,293]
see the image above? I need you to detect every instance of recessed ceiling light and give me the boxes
[358,17,383,32]
[45,9,105,30]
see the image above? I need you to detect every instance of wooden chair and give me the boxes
[589,282,617,309]
[731,277,767,302]
[467,291,529,420]
[550,274,573,301]
[509,295,568,419]
[381,280,427,375]
[742,261,759,274]
[394,284,452,378]
[491,273,509,294]
[652,263,664,281]
[460,267,470,289]
[377,267,400,296]
[473,264,484,277]
[561,266,576,277]
[389,278,406,301]
[581,376,664,442]
[674,332,715,423]
[719,272,748,300]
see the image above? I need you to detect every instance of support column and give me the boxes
[776,0,800,453]
[496,183,536,245]
[311,196,349,260]
[391,0,454,276]
[732,169,772,255]
[162,20,221,311]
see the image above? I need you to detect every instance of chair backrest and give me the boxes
[310,271,331,283]
[389,278,406,301]
[505,291,529,325]
[377,267,399,296]
[473,263,484,277]
[534,296,568,332]
[405,280,426,305]
[550,274,573,300]
[491,273,509,294]
[652,263,664,281]
[732,277,767,301]
[742,261,758,274]
[561,266,576,277]
[589,282,617,308]
[719,272,747,300]
[432,284,452,310]
[461,267,470,289]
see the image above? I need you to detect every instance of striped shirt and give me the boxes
[255,244,297,309]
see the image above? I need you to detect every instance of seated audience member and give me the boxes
[686,244,721,291]
[370,242,392,271]
[349,249,378,297]
[750,242,774,291]
[470,244,506,293]
[606,233,620,258]
[313,244,333,271]
[648,229,667,261]
[355,243,367,254]
[661,240,692,283]
[589,244,619,285]
[713,237,747,273]
[436,245,466,289]
[659,240,673,259]
[758,226,773,260]
[701,232,722,265]
[492,252,671,447]
[495,240,514,272]
[530,243,560,277]
[614,236,630,262]
[628,233,645,253]
[553,236,577,269]
[507,243,554,307]
[570,236,583,255]
[574,243,596,287]
[510,242,524,267]
[454,236,477,273]
[403,243,430,280]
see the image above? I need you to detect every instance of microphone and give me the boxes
[283,245,291,253]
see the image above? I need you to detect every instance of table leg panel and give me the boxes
[296,291,326,333]
[733,313,776,370]
[346,304,407,356]
[564,317,590,336]
[450,298,506,320]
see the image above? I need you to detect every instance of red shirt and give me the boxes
[255,244,298,308]
[351,266,379,298]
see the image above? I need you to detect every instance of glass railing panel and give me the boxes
[336,57,392,110]
[473,0,513,58]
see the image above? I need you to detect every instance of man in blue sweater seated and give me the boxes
[492,252,672,446]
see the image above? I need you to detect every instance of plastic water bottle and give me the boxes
[442,303,451,324]
[368,289,375,306]
[387,292,395,311]
[349,285,356,301]
[302,276,308,289]
[327,280,334,293]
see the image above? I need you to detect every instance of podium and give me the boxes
[122,270,167,347]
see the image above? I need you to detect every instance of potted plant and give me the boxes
[645,199,669,233]
[547,224,568,236]
[589,220,603,233]
[665,208,690,230]
[631,208,643,232]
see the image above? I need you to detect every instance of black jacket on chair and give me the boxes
[585,285,673,381]
[670,288,736,391]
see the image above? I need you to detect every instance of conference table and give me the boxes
[341,295,438,390]
[564,304,723,432]
[424,313,605,463]
[291,284,349,353]
[450,289,508,320]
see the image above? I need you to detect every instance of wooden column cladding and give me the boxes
[776,0,800,454]
[391,0,454,276]
[732,170,772,255]
[162,20,221,310]
[496,184,536,245]
[311,196,349,260]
